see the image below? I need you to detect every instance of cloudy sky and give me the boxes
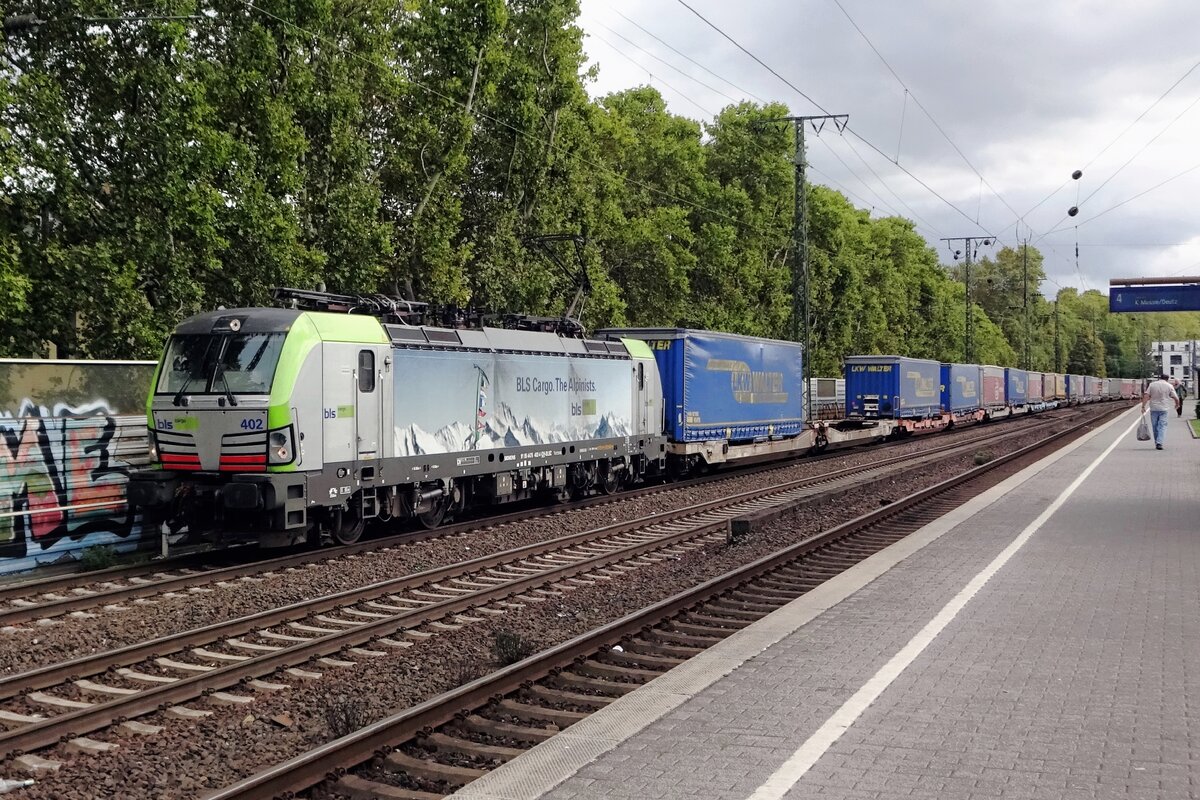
[577,0,1200,297]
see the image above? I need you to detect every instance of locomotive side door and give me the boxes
[322,343,356,465]
[632,355,662,436]
[355,346,383,458]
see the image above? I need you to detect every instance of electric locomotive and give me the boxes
[128,289,667,547]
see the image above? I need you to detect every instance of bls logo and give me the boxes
[324,408,337,419]
[570,402,581,416]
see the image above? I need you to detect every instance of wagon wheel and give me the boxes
[331,506,365,545]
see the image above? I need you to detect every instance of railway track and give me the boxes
[0,409,1084,626]
[202,404,1125,800]
[0,413,1074,765]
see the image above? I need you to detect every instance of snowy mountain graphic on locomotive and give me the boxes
[125,288,1134,549]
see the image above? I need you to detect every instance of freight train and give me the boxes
[127,291,1133,548]
[842,356,1135,430]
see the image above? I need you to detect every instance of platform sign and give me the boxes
[1109,285,1200,313]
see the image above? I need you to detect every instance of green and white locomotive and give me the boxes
[128,290,667,547]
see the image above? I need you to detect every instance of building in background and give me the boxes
[1149,340,1196,391]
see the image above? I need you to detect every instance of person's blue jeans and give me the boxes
[1150,409,1169,446]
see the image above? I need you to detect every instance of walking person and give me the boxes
[1142,374,1179,450]
[1176,380,1188,417]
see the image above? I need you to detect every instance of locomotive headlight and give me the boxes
[147,430,159,462]
[269,428,294,464]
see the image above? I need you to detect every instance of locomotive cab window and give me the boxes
[156,333,284,396]
[358,350,376,392]
[638,362,645,390]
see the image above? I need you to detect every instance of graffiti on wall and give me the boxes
[0,399,149,570]
[0,359,157,573]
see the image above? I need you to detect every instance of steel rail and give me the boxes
[0,515,730,758]
[0,410,1072,624]
[0,421,1024,702]
[202,405,1125,800]
[0,405,1082,614]
[0,463,778,620]
[0,412,1079,757]
[0,448,820,615]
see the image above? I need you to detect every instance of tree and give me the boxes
[0,1,1167,373]
[0,73,31,344]
[692,102,792,337]
[968,245,1046,367]
[1067,330,1106,376]
[378,0,508,305]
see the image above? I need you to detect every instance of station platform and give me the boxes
[452,405,1199,800]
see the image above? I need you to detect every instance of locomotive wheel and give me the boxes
[331,507,365,545]
[599,469,620,495]
[417,497,449,529]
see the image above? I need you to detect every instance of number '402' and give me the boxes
[240,418,264,430]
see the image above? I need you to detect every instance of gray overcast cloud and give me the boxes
[577,0,1200,297]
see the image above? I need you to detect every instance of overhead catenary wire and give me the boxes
[1069,90,1200,216]
[1008,55,1200,239]
[588,30,719,119]
[1082,57,1200,172]
[808,164,892,219]
[589,20,744,106]
[812,136,906,220]
[669,0,998,240]
[589,26,907,228]
[611,8,769,103]
[828,0,1025,229]
[671,0,830,114]
[1041,161,1200,236]
[1039,241,1200,248]
[593,15,918,226]
[835,133,946,237]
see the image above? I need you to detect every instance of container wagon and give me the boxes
[1084,375,1104,402]
[1045,372,1066,402]
[602,328,805,469]
[1120,378,1137,399]
[981,365,1006,411]
[1005,368,1027,409]
[941,363,983,417]
[809,377,845,421]
[1026,370,1044,408]
[844,355,941,420]
[1066,374,1084,404]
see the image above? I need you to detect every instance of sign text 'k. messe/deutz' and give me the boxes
[1109,285,1200,313]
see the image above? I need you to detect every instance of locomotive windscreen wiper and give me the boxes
[214,363,239,407]
[172,375,194,406]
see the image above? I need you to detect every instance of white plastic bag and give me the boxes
[1137,413,1151,441]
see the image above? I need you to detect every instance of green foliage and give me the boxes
[0,3,1158,374]
[1067,329,1106,376]
[492,629,536,666]
[79,544,118,571]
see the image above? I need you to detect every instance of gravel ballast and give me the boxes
[0,407,1120,799]
[0,411,1074,676]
